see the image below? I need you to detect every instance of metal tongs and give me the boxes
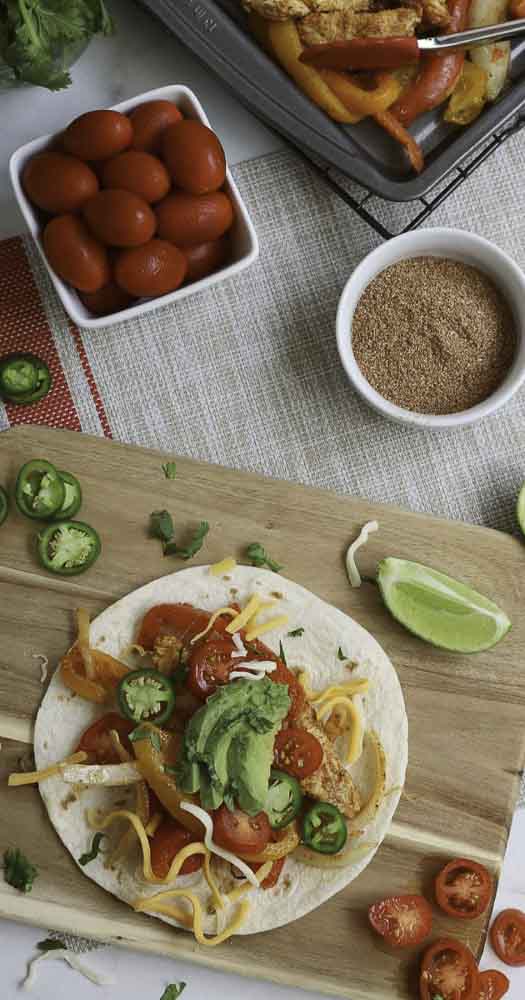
[299,17,525,70]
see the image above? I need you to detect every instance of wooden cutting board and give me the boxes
[1,424,524,1000]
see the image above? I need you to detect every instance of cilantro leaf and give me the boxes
[246,543,282,573]
[161,462,177,479]
[78,833,105,866]
[129,726,161,751]
[279,640,287,665]
[337,647,347,661]
[37,938,66,952]
[160,984,186,1000]
[164,521,209,560]
[3,847,39,893]
[150,509,175,544]
[287,628,304,638]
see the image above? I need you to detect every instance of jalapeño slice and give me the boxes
[16,459,65,519]
[0,354,52,405]
[37,520,101,575]
[0,486,8,527]
[117,669,176,725]
[302,801,348,855]
[266,769,303,830]
[51,471,82,521]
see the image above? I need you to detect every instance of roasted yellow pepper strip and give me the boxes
[444,60,487,125]
[266,19,362,124]
[61,642,130,704]
[319,69,402,118]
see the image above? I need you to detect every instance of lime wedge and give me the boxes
[517,482,525,537]
[377,557,511,653]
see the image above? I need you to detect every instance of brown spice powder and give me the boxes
[351,257,516,414]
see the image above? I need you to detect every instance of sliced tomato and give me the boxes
[490,908,525,967]
[274,727,323,778]
[213,805,272,856]
[368,894,432,948]
[435,858,493,919]
[76,713,134,764]
[419,937,480,1000]
[478,969,510,1000]
[248,856,286,890]
[270,659,305,721]
[136,603,214,650]
[187,637,239,700]
[150,816,203,878]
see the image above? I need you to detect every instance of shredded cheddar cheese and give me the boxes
[225,595,263,634]
[133,889,250,946]
[210,557,237,576]
[227,860,273,902]
[245,615,289,641]
[204,852,224,911]
[316,696,363,764]
[8,751,88,786]
[76,607,94,679]
[190,607,237,645]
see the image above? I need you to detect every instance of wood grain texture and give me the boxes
[1,425,524,998]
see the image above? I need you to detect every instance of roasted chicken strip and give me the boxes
[298,7,421,44]
[296,701,361,819]
[420,0,450,27]
[241,0,372,21]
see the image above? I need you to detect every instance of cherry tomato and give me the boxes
[248,857,286,890]
[271,659,305,721]
[490,909,525,966]
[187,637,238,700]
[435,858,493,920]
[136,603,212,649]
[213,805,271,856]
[478,969,510,1000]
[150,817,203,877]
[368,894,432,948]
[419,938,480,1000]
[76,712,134,764]
[274,727,323,778]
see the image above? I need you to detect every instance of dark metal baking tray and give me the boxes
[136,0,525,201]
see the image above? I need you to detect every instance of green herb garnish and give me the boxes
[162,462,177,480]
[129,727,161,751]
[164,521,209,560]
[288,628,304,638]
[3,847,38,893]
[279,641,287,665]
[78,833,106,866]
[246,543,283,573]
[0,1,114,92]
[37,938,65,952]
[337,647,347,661]
[160,983,186,1000]
[150,509,175,543]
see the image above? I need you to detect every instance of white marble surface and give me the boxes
[1,2,524,997]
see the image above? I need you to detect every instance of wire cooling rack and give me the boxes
[301,112,525,239]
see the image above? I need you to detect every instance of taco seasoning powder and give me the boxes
[351,257,516,414]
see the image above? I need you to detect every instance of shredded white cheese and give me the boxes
[23,949,114,989]
[345,521,379,588]
[32,653,49,684]
[180,802,259,887]
[230,661,277,682]
[231,633,247,659]
[61,762,141,786]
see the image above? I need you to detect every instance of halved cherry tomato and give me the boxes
[150,816,203,877]
[248,856,286,890]
[478,969,510,1000]
[435,858,493,920]
[419,937,480,1000]
[76,712,134,764]
[213,804,272,856]
[270,658,305,721]
[274,727,323,778]
[490,908,525,966]
[187,637,239,699]
[368,894,432,948]
[136,603,212,650]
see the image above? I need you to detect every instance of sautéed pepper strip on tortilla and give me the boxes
[10,565,403,943]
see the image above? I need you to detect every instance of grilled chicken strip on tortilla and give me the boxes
[296,702,362,818]
[297,6,421,44]
[240,0,371,20]
[419,0,450,26]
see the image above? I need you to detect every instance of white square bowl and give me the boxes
[9,84,259,331]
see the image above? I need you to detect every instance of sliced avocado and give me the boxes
[199,768,223,811]
[230,728,275,816]
[176,759,201,795]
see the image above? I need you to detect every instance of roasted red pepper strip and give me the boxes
[374,110,424,173]
[300,37,420,72]
[391,0,471,126]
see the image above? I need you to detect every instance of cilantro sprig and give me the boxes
[3,847,39,893]
[161,462,177,479]
[246,543,283,573]
[149,510,209,561]
[160,985,186,1000]
[78,833,106,866]
[288,627,304,638]
[0,1,114,91]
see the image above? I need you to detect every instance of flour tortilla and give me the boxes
[34,565,408,936]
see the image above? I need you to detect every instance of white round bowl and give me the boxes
[336,228,525,429]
